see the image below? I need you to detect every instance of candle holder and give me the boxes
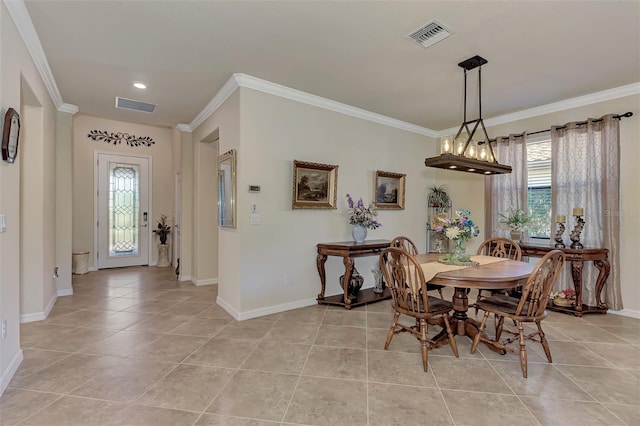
[570,215,585,249]
[554,222,566,248]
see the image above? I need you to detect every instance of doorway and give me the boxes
[95,153,151,268]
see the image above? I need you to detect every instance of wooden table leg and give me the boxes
[451,287,470,336]
[316,254,328,302]
[570,260,584,313]
[593,259,610,310]
[342,256,354,308]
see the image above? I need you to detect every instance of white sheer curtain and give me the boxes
[485,133,528,239]
[551,115,622,310]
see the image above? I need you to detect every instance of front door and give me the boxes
[96,153,150,268]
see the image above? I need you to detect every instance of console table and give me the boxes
[519,243,610,316]
[316,240,391,309]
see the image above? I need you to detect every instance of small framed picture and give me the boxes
[292,160,338,209]
[374,170,406,210]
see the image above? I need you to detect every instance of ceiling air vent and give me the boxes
[406,20,454,48]
[115,97,156,113]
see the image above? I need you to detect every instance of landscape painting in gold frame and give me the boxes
[292,160,338,209]
[374,170,405,210]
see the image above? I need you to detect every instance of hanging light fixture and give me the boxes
[425,55,512,175]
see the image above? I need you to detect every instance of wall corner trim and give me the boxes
[0,349,24,396]
[59,103,79,114]
[176,124,192,132]
[608,308,640,319]
[216,295,318,321]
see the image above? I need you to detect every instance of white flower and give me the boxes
[445,227,461,239]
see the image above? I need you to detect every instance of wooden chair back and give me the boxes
[477,237,522,261]
[390,236,418,255]
[516,250,565,318]
[379,247,429,315]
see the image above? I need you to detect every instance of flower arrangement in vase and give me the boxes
[153,214,171,244]
[346,194,382,243]
[498,207,532,242]
[435,209,479,264]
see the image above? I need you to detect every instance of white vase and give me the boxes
[352,224,367,243]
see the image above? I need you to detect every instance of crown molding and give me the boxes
[4,0,64,109]
[232,73,439,137]
[176,124,192,132]
[437,82,640,137]
[58,103,78,114]
[188,74,240,130]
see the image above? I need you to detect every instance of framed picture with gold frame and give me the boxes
[374,170,405,210]
[292,160,338,209]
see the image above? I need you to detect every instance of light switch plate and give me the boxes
[0,215,6,233]
[250,214,261,225]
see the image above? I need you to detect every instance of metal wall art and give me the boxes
[87,130,155,147]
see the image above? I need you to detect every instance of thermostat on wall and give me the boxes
[249,185,261,193]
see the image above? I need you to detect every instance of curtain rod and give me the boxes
[490,111,633,142]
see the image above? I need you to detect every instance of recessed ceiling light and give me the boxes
[133,82,147,89]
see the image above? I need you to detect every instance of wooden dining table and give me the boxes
[414,253,537,353]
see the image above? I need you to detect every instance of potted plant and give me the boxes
[153,214,171,245]
[427,185,451,213]
[498,207,532,242]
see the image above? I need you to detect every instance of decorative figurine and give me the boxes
[570,215,585,249]
[554,219,566,249]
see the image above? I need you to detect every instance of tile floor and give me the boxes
[1,266,639,425]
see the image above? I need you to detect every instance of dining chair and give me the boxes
[470,249,565,378]
[379,247,459,372]
[474,237,523,311]
[390,236,445,298]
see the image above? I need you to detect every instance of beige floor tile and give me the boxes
[51,294,110,309]
[8,349,71,383]
[366,311,396,329]
[603,403,640,425]
[283,376,367,425]
[69,358,176,402]
[206,370,298,421]
[584,313,640,327]
[33,327,116,352]
[158,301,211,316]
[521,396,625,425]
[125,314,191,334]
[442,389,539,426]
[184,338,258,368]
[86,297,142,312]
[596,325,640,345]
[137,364,234,411]
[277,306,327,324]
[18,395,127,426]
[321,309,366,327]
[240,341,311,374]
[19,323,77,348]
[128,334,209,362]
[214,320,274,340]
[261,322,319,344]
[532,340,614,367]
[196,304,235,320]
[363,298,393,313]
[555,365,640,405]
[314,325,366,348]
[11,354,121,393]
[548,323,630,344]
[429,355,513,394]
[112,404,200,426]
[302,346,366,381]
[121,298,180,313]
[489,360,595,400]
[195,413,279,425]
[0,388,61,425]
[367,349,438,387]
[78,329,162,357]
[585,342,640,369]
[168,318,232,337]
[368,382,453,425]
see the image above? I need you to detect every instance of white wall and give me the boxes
[0,2,58,392]
[486,94,640,314]
[72,114,175,267]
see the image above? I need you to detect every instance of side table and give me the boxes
[316,240,391,309]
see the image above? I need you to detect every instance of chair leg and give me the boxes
[536,321,553,363]
[495,315,505,341]
[384,311,400,350]
[442,315,459,358]
[517,322,528,378]
[419,318,429,372]
[437,288,444,299]
[474,291,483,315]
[470,311,490,354]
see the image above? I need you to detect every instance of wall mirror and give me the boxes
[218,149,237,227]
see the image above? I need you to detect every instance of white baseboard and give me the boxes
[57,288,73,297]
[192,278,218,286]
[608,308,640,319]
[20,293,58,323]
[178,274,191,282]
[0,349,23,396]
[88,266,97,272]
[216,295,317,321]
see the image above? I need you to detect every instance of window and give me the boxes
[526,136,551,239]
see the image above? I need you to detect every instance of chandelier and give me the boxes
[425,55,512,175]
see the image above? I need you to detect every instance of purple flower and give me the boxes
[357,198,364,209]
[346,194,354,208]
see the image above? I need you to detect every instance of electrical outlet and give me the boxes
[53,266,59,278]
[284,273,292,286]
[1,320,7,339]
